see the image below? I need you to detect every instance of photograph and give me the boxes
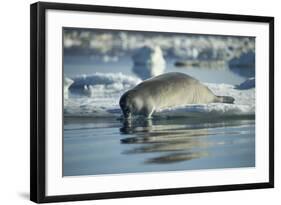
[63,28,256,176]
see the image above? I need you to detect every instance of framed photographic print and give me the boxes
[30,2,274,203]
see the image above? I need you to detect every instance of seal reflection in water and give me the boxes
[119,72,235,119]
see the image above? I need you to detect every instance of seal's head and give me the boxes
[119,91,134,119]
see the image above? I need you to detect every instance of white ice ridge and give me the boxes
[69,72,141,97]
[64,73,255,118]
[132,46,166,80]
[64,76,73,99]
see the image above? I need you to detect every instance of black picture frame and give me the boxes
[30,1,274,203]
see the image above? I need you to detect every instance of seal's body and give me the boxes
[119,72,234,119]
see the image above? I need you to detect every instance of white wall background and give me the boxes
[0,0,278,204]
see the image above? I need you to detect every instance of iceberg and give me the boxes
[132,46,166,80]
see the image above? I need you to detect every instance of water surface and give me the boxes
[64,117,255,176]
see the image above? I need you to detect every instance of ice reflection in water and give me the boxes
[120,118,254,165]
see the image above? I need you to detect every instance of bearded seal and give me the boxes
[119,72,234,119]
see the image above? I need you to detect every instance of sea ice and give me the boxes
[64,73,255,118]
